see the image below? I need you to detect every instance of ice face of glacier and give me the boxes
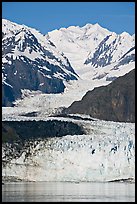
[2,117,135,182]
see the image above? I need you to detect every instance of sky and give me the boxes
[2,2,135,35]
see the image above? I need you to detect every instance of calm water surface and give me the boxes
[2,181,135,202]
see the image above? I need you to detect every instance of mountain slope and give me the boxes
[46,23,111,71]
[2,19,78,106]
[84,32,135,68]
[65,69,135,122]
[2,19,135,111]
[46,24,135,79]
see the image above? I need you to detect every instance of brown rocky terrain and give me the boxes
[65,69,135,122]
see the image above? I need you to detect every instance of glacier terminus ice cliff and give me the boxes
[2,116,135,182]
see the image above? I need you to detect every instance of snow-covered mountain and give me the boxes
[46,23,111,71]
[46,23,135,78]
[2,19,78,106]
[2,19,135,111]
[84,32,135,68]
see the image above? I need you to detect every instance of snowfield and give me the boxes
[2,116,135,182]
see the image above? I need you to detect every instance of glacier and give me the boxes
[2,116,135,182]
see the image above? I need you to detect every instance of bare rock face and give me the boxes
[65,69,135,122]
[2,84,15,107]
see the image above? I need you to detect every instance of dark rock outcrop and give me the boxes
[2,120,85,143]
[65,69,135,122]
[2,84,16,107]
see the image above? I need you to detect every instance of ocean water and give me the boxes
[2,181,135,202]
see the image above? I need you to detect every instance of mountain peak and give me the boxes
[81,23,112,37]
[82,23,93,29]
[59,23,108,33]
[81,23,103,30]
[82,23,104,29]
[120,31,131,37]
[94,23,100,27]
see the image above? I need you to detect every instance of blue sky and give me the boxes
[2,2,135,35]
